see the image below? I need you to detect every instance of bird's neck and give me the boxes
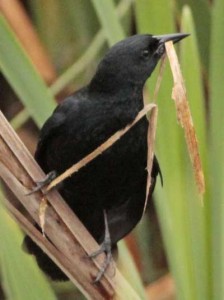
[88,74,144,101]
[88,78,144,124]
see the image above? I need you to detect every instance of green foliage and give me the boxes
[29,0,99,71]
[91,0,125,45]
[210,0,224,299]
[118,241,146,300]
[0,15,56,128]
[177,0,211,70]
[0,194,56,300]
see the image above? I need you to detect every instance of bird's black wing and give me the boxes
[107,155,162,245]
[35,94,82,171]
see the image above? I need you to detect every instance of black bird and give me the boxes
[24,33,188,282]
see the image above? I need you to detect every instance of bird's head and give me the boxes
[90,33,189,93]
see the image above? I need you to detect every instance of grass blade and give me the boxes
[136,2,209,299]
[91,0,125,45]
[0,194,56,300]
[135,2,187,297]
[180,6,210,300]
[51,0,133,95]
[176,0,211,70]
[209,0,224,298]
[0,14,56,127]
[118,241,146,300]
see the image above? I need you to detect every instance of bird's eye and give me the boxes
[141,49,150,59]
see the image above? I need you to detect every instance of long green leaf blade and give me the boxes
[118,241,146,300]
[135,2,188,298]
[180,6,210,300]
[0,197,56,300]
[91,0,125,45]
[210,0,224,298]
[0,14,56,128]
[135,2,209,300]
[176,0,211,70]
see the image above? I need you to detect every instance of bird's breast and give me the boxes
[61,116,148,208]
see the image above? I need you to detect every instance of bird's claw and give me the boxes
[26,171,57,195]
[88,210,113,284]
[89,242,112,284]
[93,250,112,284]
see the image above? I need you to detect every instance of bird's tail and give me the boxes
[23,234,68,281]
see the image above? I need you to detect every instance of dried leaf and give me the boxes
[165,41,205,196]
[143,106,158,215]
[142,53,167,215]
[153,54,167,101]
[39,196,48,237]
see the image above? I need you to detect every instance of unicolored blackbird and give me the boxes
[24,33,188,282]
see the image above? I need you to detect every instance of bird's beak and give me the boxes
[152,33,190,44]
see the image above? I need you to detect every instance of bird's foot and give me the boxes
[26,171,57,195]
[88,210,113,284]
